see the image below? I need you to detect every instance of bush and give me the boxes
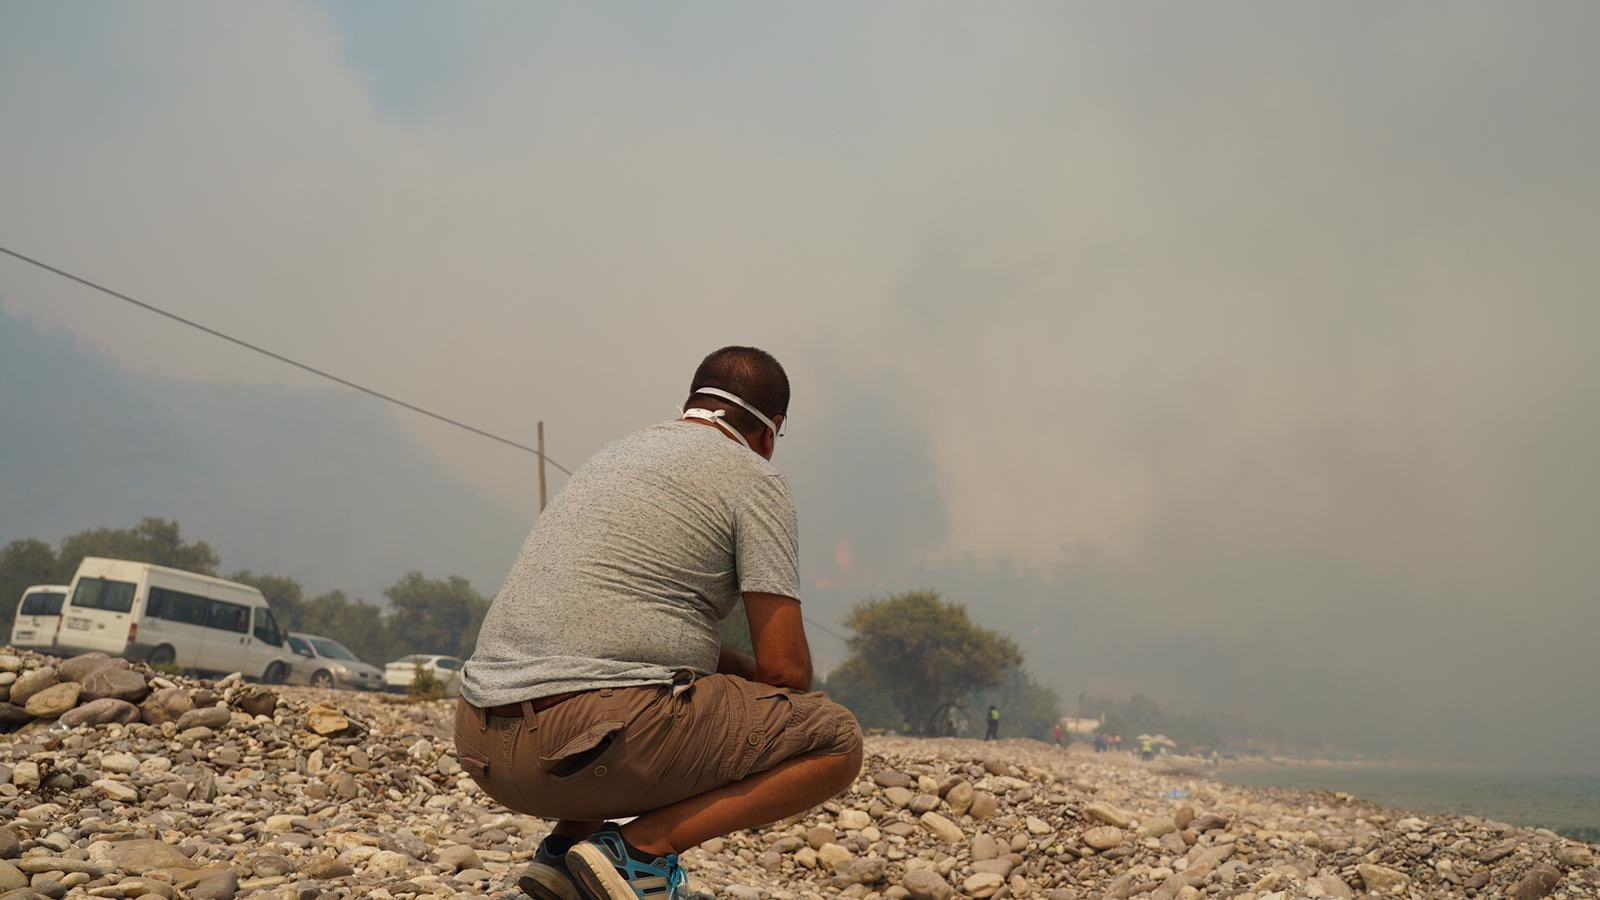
[408,662,448,701]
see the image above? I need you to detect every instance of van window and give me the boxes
[147,588,209,625]
[207,600,250,634]
[70,578,137,613]
[253,608,284,646]
[19,591,65,616]
[436,657,462,671]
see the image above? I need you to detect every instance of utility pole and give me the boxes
[537,420,548,512]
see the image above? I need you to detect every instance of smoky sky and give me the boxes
[3,2,1598,772]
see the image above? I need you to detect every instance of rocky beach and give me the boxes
[1,649,1597,900]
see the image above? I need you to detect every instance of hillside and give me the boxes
[0,306,529,598]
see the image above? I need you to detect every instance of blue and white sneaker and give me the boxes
[517,836,582,900]
[564,824,690,900]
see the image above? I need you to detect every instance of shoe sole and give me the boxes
[565,842,645,900]
[517,861,582,900]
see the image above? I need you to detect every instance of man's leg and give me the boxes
[621,742,864,855]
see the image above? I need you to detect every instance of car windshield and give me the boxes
[310,637,357,661]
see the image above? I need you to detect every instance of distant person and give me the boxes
[1092,732,1105,753]
[1051,723,1064,747]
[457,347,863,900]
[1140,737,1154,761]
[985,705,1001,741]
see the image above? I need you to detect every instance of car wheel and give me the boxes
[311,670,334,689]
[149,645,177,667]
[263,662,288,684]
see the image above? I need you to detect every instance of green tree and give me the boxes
[296,590,389,665]
[382,571,487,659]
[229,570,305,628]
[838,591,1022,735]
[820,658,903,732]
[55,518,219,580]
[962,667,1063,741]
[0,539,60,632]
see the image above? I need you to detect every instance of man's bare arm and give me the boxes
[743,591,812,691]
[717,645,758,680]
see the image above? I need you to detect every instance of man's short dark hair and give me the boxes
[685,346,790,436]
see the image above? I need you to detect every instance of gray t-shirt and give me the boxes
[460,420,801,707]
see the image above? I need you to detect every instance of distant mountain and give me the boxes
[0,306,530,598]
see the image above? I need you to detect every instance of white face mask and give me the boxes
[680,387,783,450]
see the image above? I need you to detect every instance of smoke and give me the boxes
[3,2,1597,771]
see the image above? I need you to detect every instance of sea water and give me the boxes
[1217,766,1600,842]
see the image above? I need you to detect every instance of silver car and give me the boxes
[286,632,383,690]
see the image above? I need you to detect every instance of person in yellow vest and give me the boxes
[1140,737,1154,761]
[984,705,1001,741]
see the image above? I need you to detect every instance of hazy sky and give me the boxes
[3,3,1598,771]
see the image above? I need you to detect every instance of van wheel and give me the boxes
[311,670,334,689]
[149,645,177,667]
[262,662,288,685]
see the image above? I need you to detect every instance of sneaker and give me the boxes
[517,836,582,900]
[564,824,690,900]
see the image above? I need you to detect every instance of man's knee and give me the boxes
[816,699,864,788]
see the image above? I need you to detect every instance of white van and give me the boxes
[56,557,294,682]
[9,584,70,650]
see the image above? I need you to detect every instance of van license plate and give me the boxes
[67,619,91,631]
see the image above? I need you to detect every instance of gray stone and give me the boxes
[80,667,149,703]
[140,688,194,725]
[176,706,231,731]
[435,845,481,872]
[97,839,196,875]
[58,653,115,683]
[186,870,239,900]
[0,862,23,892]
[872,769,912,789]
[58,698,139,728]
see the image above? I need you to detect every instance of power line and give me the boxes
[0,244,573,475]
[804,616,851,644]
[2,243,854,642]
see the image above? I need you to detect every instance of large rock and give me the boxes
[8,667,58,706]
[93,839,196,875]
[58,698,140,728]
[23,682,80,718]
[962,872,1004,898]
[307,705,352,736]
[969,791,999,820]
[59,653,116,683]
[1356,864,1410,893]
[1510,864,1562,900]
[0,860,25,891]
[80,667,149,703]
[1085,802,1136,828]
[945,780,974,816]
[141,688,194,725]
[176,706,232,731]
[233,688,277,718]
[919,812,964,844]
[0,704,29,726]
[1554,843,1595,868]
[900,869,953,900]
[1081,826,1124,851]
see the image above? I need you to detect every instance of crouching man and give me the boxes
[456,346,863,900]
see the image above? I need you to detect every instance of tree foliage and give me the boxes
[55,517,218,580]
[0,539,59,631]
[838,591,1021,735]
[383,571,488,659]
[961,666,1063,741]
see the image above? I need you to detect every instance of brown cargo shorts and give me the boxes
[454,674,862,821]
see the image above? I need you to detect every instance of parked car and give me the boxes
[9,584,70,650]
[56,556,294,683]
[285,632,383,690]
[384,654,463,695]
